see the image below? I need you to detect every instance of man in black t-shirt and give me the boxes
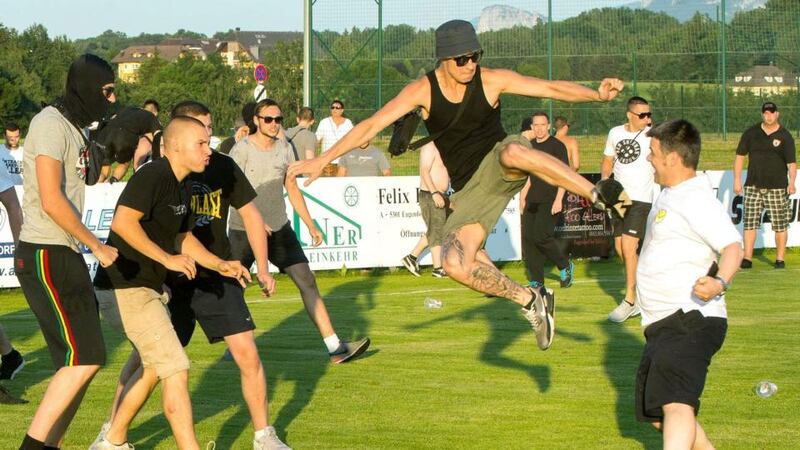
[96,107,162,182]
[734,101,797,269]
[92,116,250,450]
[519,112,574,290]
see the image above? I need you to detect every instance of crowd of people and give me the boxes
[0,18,794,450]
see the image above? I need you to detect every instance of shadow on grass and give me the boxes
[129,275,377,449]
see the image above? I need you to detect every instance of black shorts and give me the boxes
[613,201,652,238]
[229,221,308,272]
[14,241,106,368]
[167,274,256,346]
[635,309,727,422]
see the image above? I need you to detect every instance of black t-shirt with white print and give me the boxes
[94,157,193,293]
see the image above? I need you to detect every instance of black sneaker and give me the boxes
[0,384,27,404]
[329,338,371,364]
[401,255,421,277]
[0,349,24,380]
[520,287,555,351]
[431,267,446,278]
[775,260,786,269]
[740,259,752,269]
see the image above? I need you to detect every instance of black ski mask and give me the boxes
[63,54,115,128]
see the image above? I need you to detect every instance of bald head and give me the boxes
[163,116,208,153]
[161,116,212,178]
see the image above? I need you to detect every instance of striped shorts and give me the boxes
[14,241,106,368]
[743,185,791,232]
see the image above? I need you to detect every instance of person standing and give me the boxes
[734,101,796,269]
[315,99,353,176]
[92,116,250,450]
[230,98,370,364]
[3,123,24,173]
[635,119,742,449]
[602,96,655,323]
[337,139,391,176]
[554,116,579,171]
[519,112,574,289]
[291,20,629,352]
[401,141,449,278]
[286,107,317,161]
[14,54,119,450]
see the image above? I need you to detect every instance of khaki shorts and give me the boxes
[96,287,190,379]
[443,134,531,240]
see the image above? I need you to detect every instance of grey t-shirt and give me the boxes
[339,145,390,176]
[228,136,296,231]
[19,106,88,252]
[286,126,316,160]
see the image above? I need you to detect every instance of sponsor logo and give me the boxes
[615,138,641,164]
[655,209,667,223]
[343,184,359,207]
[288,189,362,265]
[773,139,781,147]
[169,204,188,215]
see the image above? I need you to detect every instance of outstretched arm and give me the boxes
[488,69,623,103]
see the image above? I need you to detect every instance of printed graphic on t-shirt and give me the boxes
[615,138,641,164]
[190,181,223,226]
[3,159,21,175]
[76,144,89,181]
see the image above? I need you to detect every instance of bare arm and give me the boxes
[693,241,743,301]
[733,155,745,194]
[382,168,392,176]
[37,155,117,266]
[601,155,614,180]
[336,166,347,177]
[132,133,154,170]
[110,161,130,181]
[284,175,323,246]
[488,69,623,103]
[552,187,565,215]
[519,178,531,214]
[238,201,275,295]
[419,144,436,192]
[176,232,251,287]
[568,141,580,171]
[788,163,796,195]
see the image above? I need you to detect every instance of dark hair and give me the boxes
[554,116,569,130]
[646,119,701,169]
[330,99,344,109]
[627,96,649,109]
[254,98,280,116]
[171,100,210,119]
[297,107,315,121]
[241,102,257,134]
[4,122,20,133]
[519,117,533,132]
[143,99,160,110]
[531,111,549,123]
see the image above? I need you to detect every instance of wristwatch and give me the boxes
[713,276,730,296]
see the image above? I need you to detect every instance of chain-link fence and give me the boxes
[309,0,800,172]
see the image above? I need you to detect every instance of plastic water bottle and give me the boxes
[754,381,777,398]
[424,297,443,309]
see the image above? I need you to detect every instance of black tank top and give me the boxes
[423,66,506,192]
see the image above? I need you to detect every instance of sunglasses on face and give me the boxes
[330,105,343,110]
[453,51,483,67]
[258,115,283,124]
[629,111,652,119]
[102,86,115,98]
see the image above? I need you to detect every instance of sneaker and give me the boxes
[329,338,371,364]
[90,421,111,448]
[431,267,446,278]
[89,438,134,450]
[401,254,421,276]
[608,300,640,323]
[254,426,291,450]
[740,259,752,269]
[0,384,27,404]
[528,280,542,289]
[560,260,575,288]
[521,287,555,351]
[0,349,24,380]
[775,260,785,269]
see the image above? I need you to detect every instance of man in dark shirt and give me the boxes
[92,116,250,449]
[290,19,630,352]
[96,107,162,182]
[733,101,797,269]
[519,112,573,290]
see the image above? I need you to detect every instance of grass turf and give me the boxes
[0,251,797,449]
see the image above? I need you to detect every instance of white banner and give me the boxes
[0,170,793,287]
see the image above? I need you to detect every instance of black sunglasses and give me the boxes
[453,51,483,67]
[629,111,652,119]
[102,86,115,97]
[257,115,284,124]
[330,105,343,110]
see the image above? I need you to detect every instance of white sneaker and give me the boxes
[608,300,640,323]
[89,438,134,450]
[254,426,292,450]
[90,422,111,448]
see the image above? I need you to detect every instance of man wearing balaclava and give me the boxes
[291,20,629,355]
[15,54,120,450]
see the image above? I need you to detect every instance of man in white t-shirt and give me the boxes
[315,99,353,176]
[602,96,655,322]
[634,119,742,449]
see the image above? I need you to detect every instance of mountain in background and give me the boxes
[471,5,544,33]
[627,0,767,21]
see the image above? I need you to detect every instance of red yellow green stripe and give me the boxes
[35,249,78,366]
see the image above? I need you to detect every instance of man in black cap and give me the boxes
[734,101,797,269]
[15,54,119,450]
[291,19,629,352]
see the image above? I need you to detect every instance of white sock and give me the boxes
[254,426,271,440]
[323,334,341,353]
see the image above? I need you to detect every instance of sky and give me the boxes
[1,0,638,39]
